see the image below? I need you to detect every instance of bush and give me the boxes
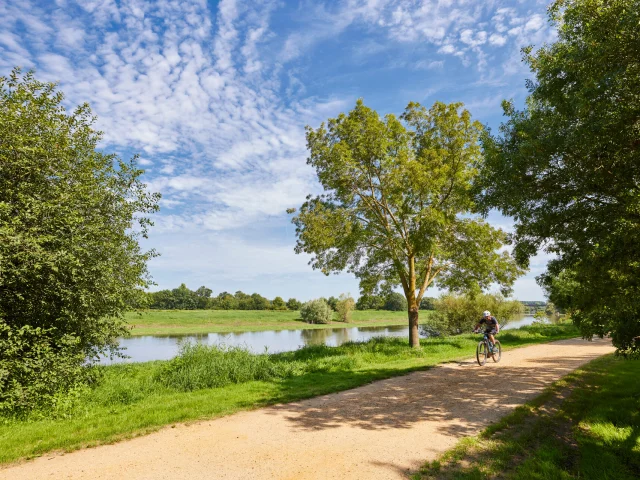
[155,343,294,391]
[0,322,94,417]
[383,292,408,311]
[355,294,384,310]
[432,293,524,335]
[335,294,355,322]
[271,296,287,310]
[300,299,334,324]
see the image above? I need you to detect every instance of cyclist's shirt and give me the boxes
[479,316,498,333]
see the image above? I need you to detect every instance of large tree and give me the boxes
[476,0,640,355]
[290,100,521,347]
[0,69,159,411]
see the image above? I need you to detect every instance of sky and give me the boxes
[0,0,557,301]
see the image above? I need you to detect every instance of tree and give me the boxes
[271,296,287,310]
[0,69,159,412]
[326,296,339,311]
[476,0,640,355]
[286,298,302,310]
[419,297,436,310]
[355,294,384,310]
[335,293,356,322]
[383,292,408,311]
[290,100,521,347]
[300,299,333,324]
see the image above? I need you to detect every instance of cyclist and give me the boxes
[475,310,499,351]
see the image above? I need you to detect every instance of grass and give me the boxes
[411,353,640,479]
[125,309,411,336]
[0,323,579,465]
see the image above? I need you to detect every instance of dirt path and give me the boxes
[1,338,614,480]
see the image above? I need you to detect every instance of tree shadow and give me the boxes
[266,350,607,439]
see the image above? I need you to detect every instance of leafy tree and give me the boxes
[326,296,339,311]
[286,298,302,311]
[214,292,238,310]
[355,294,384,310]
[0,69,159,412]
[383,292,408,311]
[250,293,270,310]
[300,299,333,324]
[291,100,521,347]
[171,284,198,310]
[271,296,287,310]
[419,297,436,310]
[476,0,640,355]
[336,294,356,322]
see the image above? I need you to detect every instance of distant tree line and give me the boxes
[134,285,438,312]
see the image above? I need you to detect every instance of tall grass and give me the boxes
[155,343,297,391]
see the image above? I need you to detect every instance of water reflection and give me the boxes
[102,318,539,365]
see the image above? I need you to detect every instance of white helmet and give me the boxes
[483,310,491,317]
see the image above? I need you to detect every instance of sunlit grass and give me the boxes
[0,323,578,465]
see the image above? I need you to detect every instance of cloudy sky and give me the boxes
[0,0,556,301]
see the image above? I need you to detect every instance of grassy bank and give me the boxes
[412,354,640,479]
[0,323,579,465]
[125,309,411,336]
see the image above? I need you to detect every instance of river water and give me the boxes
[101,315,544,364]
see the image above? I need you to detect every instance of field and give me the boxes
[124,309,412,336]
[0,323,579,465]
[412,354,640,479]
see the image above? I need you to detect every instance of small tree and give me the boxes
[271,296,287,310]
[300,299,333,324]
[327,296,339,311]
[335,294,356,322]
[383,292,408,311]
[291,100,521,347]
[286,298,302,310]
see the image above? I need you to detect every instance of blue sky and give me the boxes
[0,0,556,301]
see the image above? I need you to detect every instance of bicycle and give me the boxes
[474,330,501,366]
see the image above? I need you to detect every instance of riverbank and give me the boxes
[125,309,411,336]
[0,323,579,465]
[411,353,640,479]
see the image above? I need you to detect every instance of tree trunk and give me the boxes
[408,303,420,348]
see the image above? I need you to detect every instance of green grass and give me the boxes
[0,323,579,465]
[411,354,640,479]
[125,309,411,336]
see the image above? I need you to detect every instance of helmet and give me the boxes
[483,310,491,317]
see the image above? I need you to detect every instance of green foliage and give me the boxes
[0,69,159,414]
[335,294,356,322]
[432,293,525,335]
[291,99,522,346]
[271,296,287,310]
[286,298,302,311]
[300,299,334,324]
[476,0,640,355]
[384,292,408,311]
[327,296,339,311]
[419,297,436,310]
[356,294,385,310]
[155,343,294,391]
[0,323,94,417]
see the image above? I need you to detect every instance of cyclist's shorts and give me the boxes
[485,328,497,335]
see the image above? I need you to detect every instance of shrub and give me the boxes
[0,322,94,417]
[271,296,287,310]
[300,299,334,324]
[432,293,524,335]
[335,294,356,322]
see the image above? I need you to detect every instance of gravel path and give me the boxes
[1,337,614,480]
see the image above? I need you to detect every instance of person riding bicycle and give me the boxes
[475,310,499,351]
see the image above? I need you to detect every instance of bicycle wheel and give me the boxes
[491,340,502,363]
[476,341,487,366]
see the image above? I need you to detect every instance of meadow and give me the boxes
[124,309,411,335]
[0,323,579,465]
